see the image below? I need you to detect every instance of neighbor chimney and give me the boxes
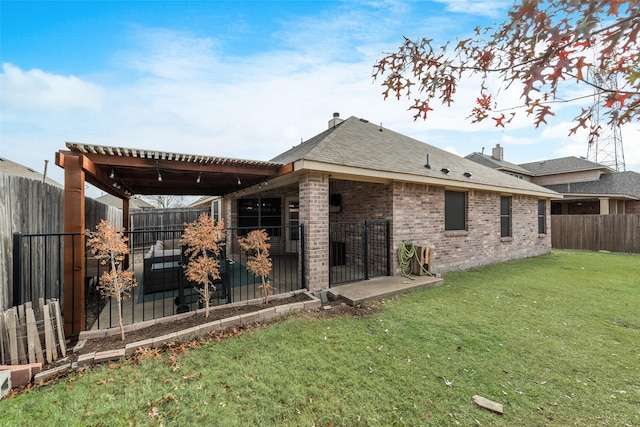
[328,112,344,128]
[492,144,504,161]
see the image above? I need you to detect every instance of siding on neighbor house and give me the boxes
[626,200,640,214]
[392,182,551,274]
[530,169,603,186]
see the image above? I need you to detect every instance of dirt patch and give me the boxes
[79,293,311,355]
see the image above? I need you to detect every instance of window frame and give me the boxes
[538,199,546,234]
[444,190,467,231]
[500,195,512,238]
[237,197,282,236]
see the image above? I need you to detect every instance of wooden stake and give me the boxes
[43,304,55,363]
[52,301,66,357]
[26,308,40,363]
[6,309,19,365]
[17,304,25,325]
[473,395,504,415]
[0,313,6,365]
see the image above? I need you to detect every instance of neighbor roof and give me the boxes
[465,152,532,175]
[0,157,63,187]
[519,156,613,176]
[544,171,640,200]
[95,194,155,210]
[272,116,557,197]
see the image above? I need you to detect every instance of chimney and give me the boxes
[492,144,504,161]
[328,112,344,128]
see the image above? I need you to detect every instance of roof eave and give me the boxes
[294,160,559,198]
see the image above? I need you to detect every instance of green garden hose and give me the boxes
[397,241,417,279]
[398,241,433,279]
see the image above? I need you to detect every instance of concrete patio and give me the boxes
[327,274,444,305]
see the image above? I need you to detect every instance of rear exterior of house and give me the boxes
[218,115,557,292]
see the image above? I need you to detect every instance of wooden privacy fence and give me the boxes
[129,208,209,249]
[1,299,66,366]
[0,172,121,312]
[551,214,640,253]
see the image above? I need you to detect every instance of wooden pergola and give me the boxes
[55,142,292,336]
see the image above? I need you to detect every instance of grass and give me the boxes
[2,250,639,426]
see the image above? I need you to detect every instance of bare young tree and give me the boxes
[180,214,226,317]
[142,195,186,209]
[373,1,639,138]
[86,220,137,341]
[238,229,273,304]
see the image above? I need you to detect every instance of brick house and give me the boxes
[467,145,640,215]
[219,115,558,293]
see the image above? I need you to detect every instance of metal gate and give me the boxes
[329,220,391,286]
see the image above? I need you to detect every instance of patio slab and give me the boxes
[327,274,443,305]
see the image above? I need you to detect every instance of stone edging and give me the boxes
[31,291,321,385]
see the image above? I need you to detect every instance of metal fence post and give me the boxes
[12,233,22,307]
[363,221,369,280]
[300,223,306,289]
[386,220,391,276]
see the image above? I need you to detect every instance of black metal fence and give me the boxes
[329,220,391,286]
[12,224,305,333]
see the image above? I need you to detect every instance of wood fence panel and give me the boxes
[552,214,640,253]
[1,300,65,366]
[0,172,122,312]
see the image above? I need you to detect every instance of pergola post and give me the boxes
[123,197,131,269]
[62,152,86,336]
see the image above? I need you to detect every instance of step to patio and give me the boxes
[327,274,443,305]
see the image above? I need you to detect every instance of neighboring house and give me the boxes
[0,156,63,188]
[465,144,533,181]
[217,114,557,291]
[94,193,155,210]
[466,145,640,215]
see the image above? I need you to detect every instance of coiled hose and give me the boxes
[397,241,432,279]
[397,241,417,279]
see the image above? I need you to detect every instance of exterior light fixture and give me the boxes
[463,172,472,178]
[237,176,241,185]
[196,172,201,183]
[441,168,450,174]
[109,168,115,179]
[157,170,162,182]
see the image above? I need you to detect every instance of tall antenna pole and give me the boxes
[586,69,626,171]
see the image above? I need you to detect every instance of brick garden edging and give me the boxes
[28,291,321,386]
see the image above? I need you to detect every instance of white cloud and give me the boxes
[433,0,512,18]
[0,63,104,113]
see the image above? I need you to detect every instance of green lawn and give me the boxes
[2,250,639,426]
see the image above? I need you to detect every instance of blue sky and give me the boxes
[2,0,638,197]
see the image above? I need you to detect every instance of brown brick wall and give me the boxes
[392,182,551,274]
[329,179,392,222]
[300,171,330,292]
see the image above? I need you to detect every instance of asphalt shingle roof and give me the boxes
[518,156,612,176]
[465,152,532,175]
[271,116,556,196]
[95,194,156,210]
[544,171,640,199]
[0,157,63,187]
